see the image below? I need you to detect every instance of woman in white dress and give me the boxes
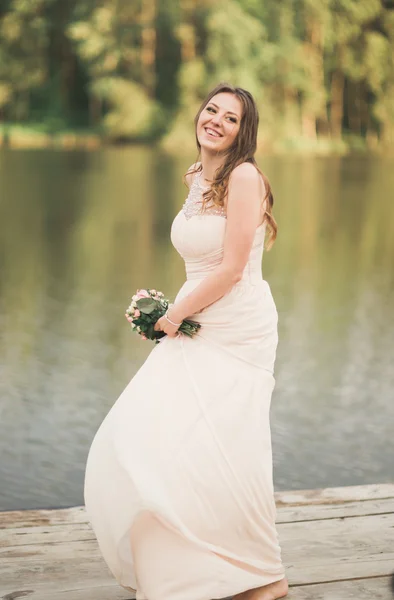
[84,82,288,600]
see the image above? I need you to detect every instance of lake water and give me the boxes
[0,148,393,511]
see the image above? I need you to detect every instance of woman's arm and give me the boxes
[168,163,265,323]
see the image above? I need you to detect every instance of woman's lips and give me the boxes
[204,127,222,138]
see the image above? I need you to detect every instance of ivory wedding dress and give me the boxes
[84,169,286,600]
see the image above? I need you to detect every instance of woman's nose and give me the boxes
[211,113,222,126]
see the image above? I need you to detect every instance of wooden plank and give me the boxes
[275,483,394,507]
[279,513,394,585]
[0,541,114,593]
[1,496,393,547]
[1,497,393,549]
[1,513,393,591]
[0,522,94,548]
[289,576,393,600]
[276,497,394,523]
[0,506,86,530]
[1,484,393,599]
[1,576,393,600]
[0,585,134,600]
[1,483,392,530]
[286,557,394,587]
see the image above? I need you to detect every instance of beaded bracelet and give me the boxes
[164,312,182,327]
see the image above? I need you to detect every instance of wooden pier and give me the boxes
[1,483,393,599]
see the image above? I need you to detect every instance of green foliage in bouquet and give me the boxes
[125,289,201,344]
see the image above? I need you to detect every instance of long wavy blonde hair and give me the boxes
[185,82,277,249]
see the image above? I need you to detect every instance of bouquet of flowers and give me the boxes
[125,289,201,343]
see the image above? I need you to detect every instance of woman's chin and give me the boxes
[199,138,227,153]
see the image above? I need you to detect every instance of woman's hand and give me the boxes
[154,308,182,338]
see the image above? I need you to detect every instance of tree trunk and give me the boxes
[302,15,328,138]
[140,0,157,96]
[347,81,362,135]
[330,69,345,139]
[301,109,317,139]
[178,0,197,62]
[89,95,102,127]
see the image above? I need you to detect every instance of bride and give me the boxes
[84,82,288,600]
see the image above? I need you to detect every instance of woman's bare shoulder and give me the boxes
[230,162,266,197]
[230,162,262,183]
[227,162,267,219]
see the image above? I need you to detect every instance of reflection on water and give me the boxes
[0,149,393,510]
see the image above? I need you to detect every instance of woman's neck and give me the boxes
[199,149,225,186]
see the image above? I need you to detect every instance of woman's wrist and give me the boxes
[164,313,182,327]
[167,305,184,324]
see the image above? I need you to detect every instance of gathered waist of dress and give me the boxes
[185,261,264,285]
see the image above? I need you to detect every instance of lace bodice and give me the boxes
[171,171,266,285]
[182,171,227,220]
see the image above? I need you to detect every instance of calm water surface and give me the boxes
[0,148,393,510]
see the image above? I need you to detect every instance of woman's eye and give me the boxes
[206,107,236,123]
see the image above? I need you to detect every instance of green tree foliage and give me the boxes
[67,1,164,138]
[0,0,393,149]
[0,0,48,120]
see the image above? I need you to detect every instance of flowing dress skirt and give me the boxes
[84,277,285,600]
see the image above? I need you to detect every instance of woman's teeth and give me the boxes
[205,128,221,137]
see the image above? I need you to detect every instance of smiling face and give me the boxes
[196,92,243,153]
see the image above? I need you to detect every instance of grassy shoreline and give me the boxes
[0,123,102,150]
[0,123,389,155]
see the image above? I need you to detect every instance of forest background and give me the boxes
[1,0,394,153]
